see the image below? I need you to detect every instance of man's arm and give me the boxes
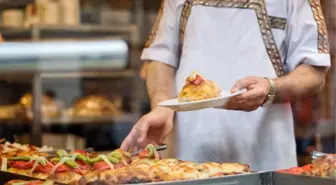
[146,61,177,109]
[273,0,331,103]
[273,64,326,103]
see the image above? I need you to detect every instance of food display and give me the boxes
[305,154,336,178]
[19,93,62,120]
[0,142,250,185]
[67,95,121,118]
[0,93,123,121]
[178,72,221,102]
[0,105,24,120]
[277,154,336,178]
[0,141,54,155]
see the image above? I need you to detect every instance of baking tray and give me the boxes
[99,172,271,185]
[0,171,66,185]
[145,172,270,185]
[273,172,335,185]
[1,171,335,185]
[0,170,42,185]
[121,172,335,185]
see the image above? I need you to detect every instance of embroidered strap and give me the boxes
[308,0,330,54]
[144,0,165,48]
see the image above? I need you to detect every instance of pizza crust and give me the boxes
[80,159,250,184]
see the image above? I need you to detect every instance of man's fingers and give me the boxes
[227,102,259,111]
[120,135,133,151]
[120,117,150,151]
[235,89,258,102]
[120,124,140,151]
[135,118,150,144]
[231,77,257,92]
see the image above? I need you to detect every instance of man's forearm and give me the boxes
[273,64,327,103]
[146,61,177,109]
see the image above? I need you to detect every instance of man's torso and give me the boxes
[172,0,297,171]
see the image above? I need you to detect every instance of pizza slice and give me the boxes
[48,150,92,184]
[7,155,53,179]
[220,163,250,175]
[308,154,336,178]
[5,180,55,185]
[178,72,221,102]
[87,149,131,171]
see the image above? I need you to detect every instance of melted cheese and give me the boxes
[30,156,48,174]
[99,155,114,170]
[51,157,71,175]
[1,158,7,171]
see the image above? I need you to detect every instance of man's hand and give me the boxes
[223,76,270,112]
[120,107,174,152]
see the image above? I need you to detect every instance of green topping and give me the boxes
[56,150,69,158]
[9,156,31,161]
[110,151,123,160]
[39,159,47,166]
[65,159,78,168]
[124,152,131,158]
[76,154,87,163]
[88,155,121,164]
[108,156,119,164]
[87,156,102,164]
[51,157,78,168]
[147,144,155,158]
[51,157,60,163]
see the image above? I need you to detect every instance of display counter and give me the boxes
[0,39,138,149]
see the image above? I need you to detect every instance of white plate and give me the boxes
[158,89,247,112]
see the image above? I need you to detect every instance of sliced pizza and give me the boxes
[308,154,336,178]
[7,155,53,179]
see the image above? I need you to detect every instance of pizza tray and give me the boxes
[273,172,335,185]
[0,170,42,184]
[122,172,271,185]
[122,171,335,185]
[0,171,66,185]
[1,171,335,185]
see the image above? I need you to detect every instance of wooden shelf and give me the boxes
[0,0,34,10]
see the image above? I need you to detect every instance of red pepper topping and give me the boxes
[189,75,204,85]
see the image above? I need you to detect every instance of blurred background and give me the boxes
[0,0,334,165]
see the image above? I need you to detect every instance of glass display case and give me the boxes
[0,39,143,151]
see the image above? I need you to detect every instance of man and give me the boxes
[121,0,331,171]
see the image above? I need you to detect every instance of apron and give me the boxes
[174,0,297,171]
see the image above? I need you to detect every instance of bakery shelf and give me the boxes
[0,39,131,146]
[0,113,140,126]
[43,113,140,125]
[0,113,139,151]
[0,0,34,10]
[0,70,135,84]
[0,24,140,45]
[0,39,129,72]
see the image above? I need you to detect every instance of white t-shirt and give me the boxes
[141,0,331,171]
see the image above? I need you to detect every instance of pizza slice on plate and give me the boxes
[178,72,221,102]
